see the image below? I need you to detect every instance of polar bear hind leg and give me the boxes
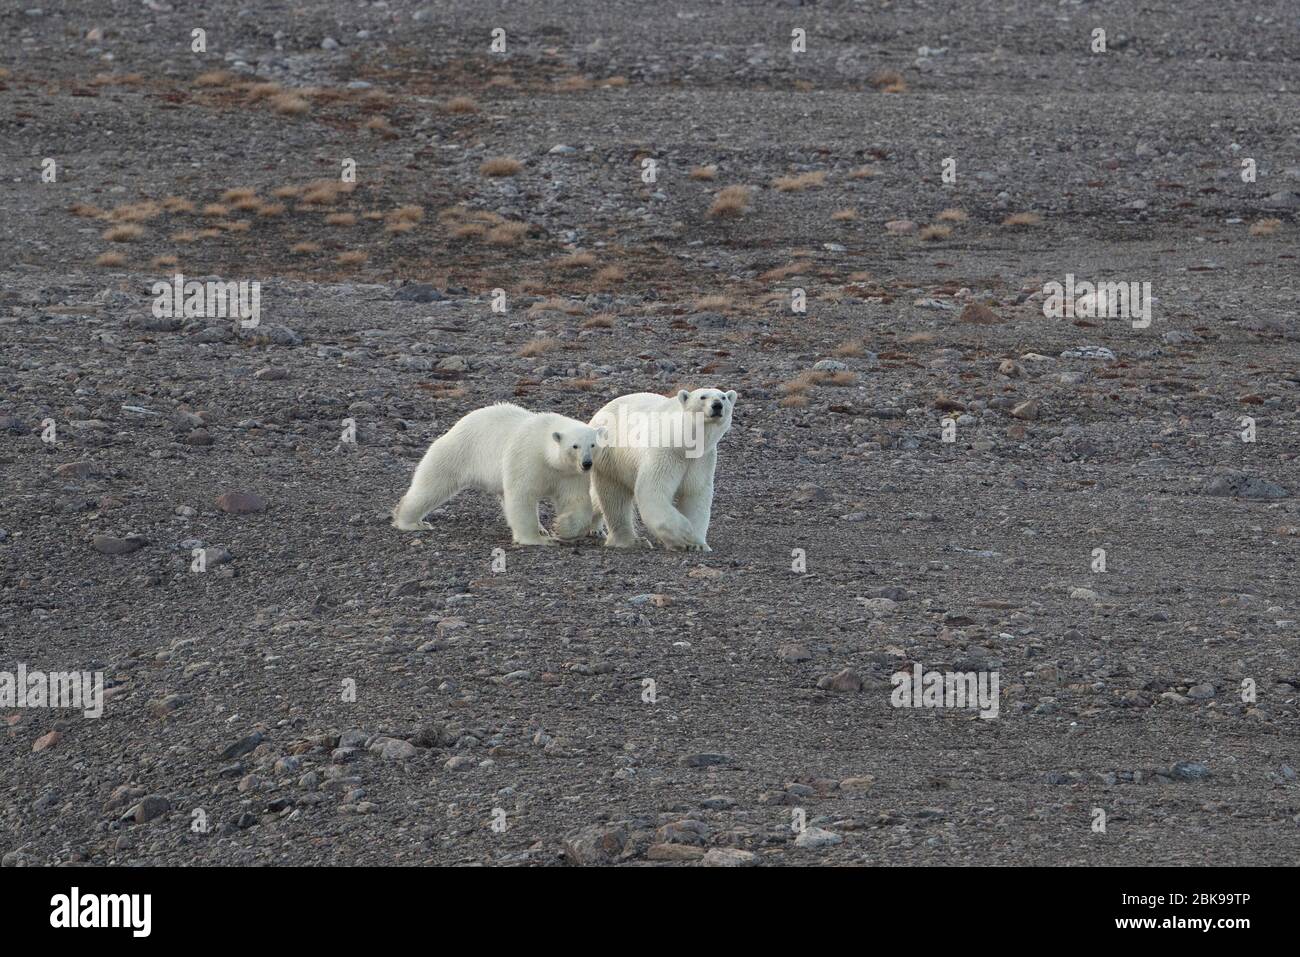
[392,442,465,530]
[593,471,640,548]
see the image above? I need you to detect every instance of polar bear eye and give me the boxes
[572,444,579,449]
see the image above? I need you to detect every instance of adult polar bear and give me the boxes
[589,388,737,551]
[392,403,599,545]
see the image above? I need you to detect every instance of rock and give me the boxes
[885,219,916,234]
[1070,587,1099,600]
[1171,761,1211,781]
[792,484,828,503]
[794,827,842,849]
[393,283,446,303]
[1006,398,1040,421]
[840,775,876,792]
[1186,683,1216,700]
[958,302,1002,324]
[778,643,811,663]
[655,820,709,845]
[215,491,266,514]
[646,843,705,862]
[444,755,475,771]
[32,730,62,752]
[1203,473,1288,500]
[219,730,264,760]
[701,848,758,867]
[55,461,95,479]
[562,824,628,865]
[437,355,468,372]
[128,795,170,824]
[813,359,849,373]
[148,694,185,718]
[92,534,147,555]
[817,668,863,693]
[370,737,417,761]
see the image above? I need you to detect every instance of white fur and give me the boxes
[588,388,737,551]
[392,403,599,545]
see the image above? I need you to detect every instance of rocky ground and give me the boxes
[2,0,1299,867]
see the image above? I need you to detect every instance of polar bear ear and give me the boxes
[677,390,690,404]
[595,426,609,444]
[552,431,563,443]
[726,390,738,404]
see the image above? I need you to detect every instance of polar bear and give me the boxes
[588,388,737,551]
[392,403,599,545]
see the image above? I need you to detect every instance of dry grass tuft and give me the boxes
[151,254,179,269]
[1002,212,1042,227]
[221,187,257,204]
[390,205,424,223]
[779,394,810,409]
[690,165,718,181]
[709,185,751,218]
[696,295,732,311]
[595,265,626,284]
[936,208,968,222]
[256,202,287,217]
[487,221,529,245]
[385,220,416,234]
[848,166,880,179]
[70,203,105,219]
[553,251,597,270]
[919,224,953,241]
[161,196,196,214]
[336,250,368,266]
[1249,218,1282,237]
[870,69,906,92]
[445,95,479,114]
[170,231,200,244]
[480,157,523,177]
[290,241,321,255]
[519,338,560,357]
[269,93,310,115]
[272,185,301,199]
[834,339,867,357]
[95,251,126,267]
[103,224,144,242]
[202,203,229,218]
[195,70,234,87]
[581,313,615,329]
[555,75,591,93]
[109,201,162,223]
[453,223,487,240]
[773,171,827,192]
[325,212,357,227]
[831,208,857,221]
[244,82,283,101]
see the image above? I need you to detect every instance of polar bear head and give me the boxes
[677,388,738,428]
[550,423,602,473]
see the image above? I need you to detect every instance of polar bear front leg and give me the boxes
[635,465,703,551]
[502,480,554,546]
[550,483,595,542]
[676,451,716,551]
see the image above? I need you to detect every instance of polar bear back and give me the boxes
[440,402,534,493]
[590,391,694,483]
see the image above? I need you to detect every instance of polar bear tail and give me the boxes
[391,436,463,530]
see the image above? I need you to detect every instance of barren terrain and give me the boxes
[2,0,1298,866]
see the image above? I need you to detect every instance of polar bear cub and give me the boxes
[392,403,600,546]
[588,388,737,551]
